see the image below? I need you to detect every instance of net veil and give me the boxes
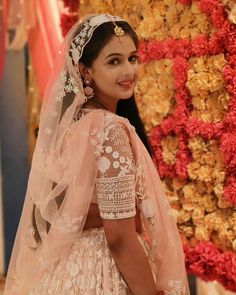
[3,14,126,295]
[4,14,190,295]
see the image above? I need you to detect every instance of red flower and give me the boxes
[60,13,78,37]
[223,176,236,205]
[138,42,149,63]
[175,134,190,179]
[209,33,224,55]
[189,242,220,280]
[225,30,236,55]
[215,251,236,291]
[184,243,236,291]
[174,39,191,59]
[211,7,227,29]
[62,0,79,12]
[191,35,209,56]
[147,41,165,60]
[163,38,177,58]
[172,57,188,90]
[199,0,220,17]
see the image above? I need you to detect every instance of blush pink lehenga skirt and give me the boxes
[28,227,156,295]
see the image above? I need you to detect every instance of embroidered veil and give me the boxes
[3,14,190,295]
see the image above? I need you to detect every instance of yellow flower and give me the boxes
[179,225,194,238]
[161,135,179,165]
[79,0,114,15]
[187,55,228,123]
[135,60,174,132]
[195,225,209,241]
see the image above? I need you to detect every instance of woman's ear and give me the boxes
[79,63,92,81]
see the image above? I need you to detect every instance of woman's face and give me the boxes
[87,34,139,103]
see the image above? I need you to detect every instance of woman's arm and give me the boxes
[93,122,159,294]
[103,216,158,295]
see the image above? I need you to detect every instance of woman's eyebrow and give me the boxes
[105,50,137,59]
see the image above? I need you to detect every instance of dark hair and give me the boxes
[79,21,151,155]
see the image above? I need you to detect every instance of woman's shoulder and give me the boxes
[79,108,135,133]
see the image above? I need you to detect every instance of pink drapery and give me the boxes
[27,0,63,96]
[0,0,9,79]
[0,0,63,94]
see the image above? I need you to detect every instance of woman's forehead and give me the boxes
[98,35,137,57]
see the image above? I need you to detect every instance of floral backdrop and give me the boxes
[60,0,236,291]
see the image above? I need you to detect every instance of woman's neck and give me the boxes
[83,98,117,113]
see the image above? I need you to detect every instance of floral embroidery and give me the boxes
[45,127,53,136]
[56,213,83,233]
[96,175,136,219]
[70,15,122,64]
[51,110,59,118]
[29,228,139,294]
[165,279,185,295]
[105,146,112,153]
[97,156,111,173]
[112,151,119,159]
[92,118,137,220]
[113,161,120,169]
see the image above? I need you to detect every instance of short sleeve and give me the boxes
[95,123,136,220]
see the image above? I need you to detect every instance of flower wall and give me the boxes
[60,0,236,291]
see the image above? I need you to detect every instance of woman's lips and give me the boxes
[118,80,134,89]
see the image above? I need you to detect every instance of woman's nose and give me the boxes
[125,59,136,72]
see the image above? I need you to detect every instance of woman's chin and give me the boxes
[118,90,135,100]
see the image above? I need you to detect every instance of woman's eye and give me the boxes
[109,58,119,65]
[129,55,138,63]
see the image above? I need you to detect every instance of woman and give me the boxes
[4,14,190,295]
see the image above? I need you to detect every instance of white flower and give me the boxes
[45,127,53,135]
[141,199,154,218]
[51,111,58,118]
[113,161,120,169]
[105,146,112,153]
[119,156,126,163]
[97,156,110,173]
[112,151,119,159]
[71,47,80,65]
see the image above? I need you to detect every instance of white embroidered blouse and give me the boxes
[94,123,137,219]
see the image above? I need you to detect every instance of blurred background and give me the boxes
[0,0,236,294]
